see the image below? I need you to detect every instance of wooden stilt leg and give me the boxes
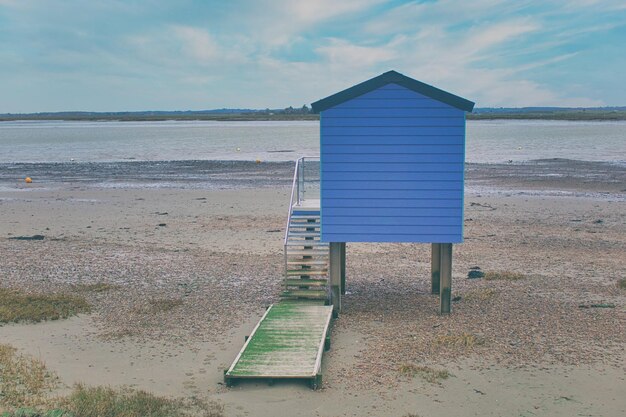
[431,243,441,295]
[439,243,453,314]
[329,242,342,314]
[340,242,346,295]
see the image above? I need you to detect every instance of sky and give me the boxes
[1,0,625,112]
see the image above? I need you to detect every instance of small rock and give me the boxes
[452,296,462,302]
[468,270,485,279]
[9,234,45,240]
[578,303,615,309]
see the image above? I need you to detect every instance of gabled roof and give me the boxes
[311,70,475,113]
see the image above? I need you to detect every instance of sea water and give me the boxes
[0,119,624,190]
[0,119,624,164]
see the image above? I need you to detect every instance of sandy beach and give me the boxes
[1,160,625,416]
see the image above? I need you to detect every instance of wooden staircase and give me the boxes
[282,210,329,301]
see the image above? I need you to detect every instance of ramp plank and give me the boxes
[225,301,332,383]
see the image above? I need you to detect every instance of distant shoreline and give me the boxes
[2,109,626,122]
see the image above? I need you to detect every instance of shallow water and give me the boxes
[0,119,624,165]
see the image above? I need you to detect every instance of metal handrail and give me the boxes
[283,155,320,279]
[283,156,319,246]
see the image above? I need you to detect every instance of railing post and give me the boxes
[296,176,300,205]
[301,157,305,201]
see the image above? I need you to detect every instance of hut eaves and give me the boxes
[311,70,475,113]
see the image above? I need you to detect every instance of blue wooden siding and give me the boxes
[320,83,465,243]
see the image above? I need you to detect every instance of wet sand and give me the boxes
[0,160,625,416]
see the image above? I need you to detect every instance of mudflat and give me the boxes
[1,160,624,416]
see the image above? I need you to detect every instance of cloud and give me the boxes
[171,26,218,62]
[315,38,397,68]
[1,0,623,111]
[284,0,386,25]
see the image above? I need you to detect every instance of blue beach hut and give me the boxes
[224,71,474,387]
[311,70,475,314]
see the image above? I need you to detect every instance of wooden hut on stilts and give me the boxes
[311,70,475,314]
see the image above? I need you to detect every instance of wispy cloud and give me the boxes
[0,0,624,111]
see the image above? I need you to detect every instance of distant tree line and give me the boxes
[260,105,312,115]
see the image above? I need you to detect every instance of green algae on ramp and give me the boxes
[225,301,332,388]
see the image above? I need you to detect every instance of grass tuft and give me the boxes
[434,333,484,348]
[99,329,136,340]
[618,278,626,290]
[145,298,183,314]
[0,343,58,409]
[463,288,497,301]
[398,363,451,384]
[71,283,118,293]
[62,385,223,417]
[484,271,525,281]
[0,348,224,417]
[0,288,91,324]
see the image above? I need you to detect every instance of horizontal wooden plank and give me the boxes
[321,171,463,181]
[288,231,321,237]
[322,216,461,226]
[322,117,465,127]
[284,279,328,287]
[286,270,328,276]
[321,233,463,243]
[322,207,462,217]
[322,189,462,199]
[285,250,329,256]
[322,198,462,208]
[281,290,327,299]
[321,144,464,154]
[322,162,463,172]
[323,107,464,118]
[330,98,453,110]
[323,153,463,164]
[286,260,328,266]
[323,180,462,191]
[324,225,461,235]
[321,135,464,145]
[321,126,465,136]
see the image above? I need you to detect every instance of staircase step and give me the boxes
[280,290,327,300]
[289,224,320,229]
[287,266,328,272]
[286,248,328,255]
[288,232,322,237]
[285,242,328,247]
[291,214,320,219]
[286,270,328,276]
[286,260,328,266]
[284,278,328,287]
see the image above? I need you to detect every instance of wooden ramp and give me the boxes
[225,301,333,389]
